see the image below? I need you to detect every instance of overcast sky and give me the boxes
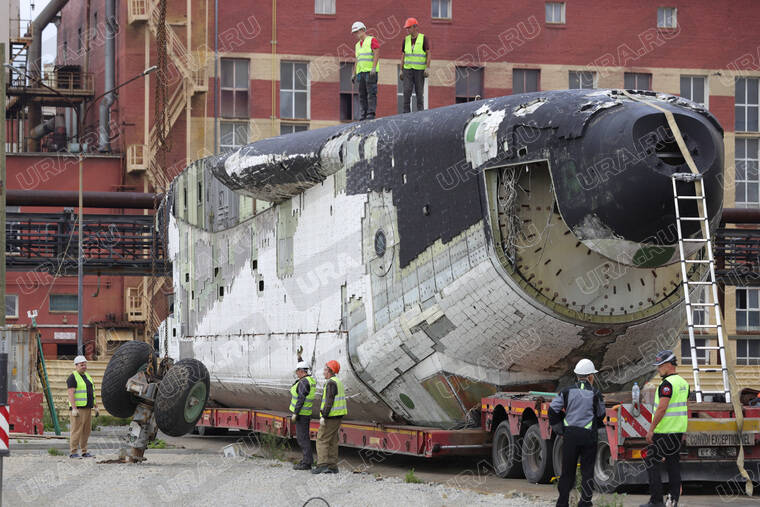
[20,0,58,64]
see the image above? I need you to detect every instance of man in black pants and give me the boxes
[549,358,606,507]
[399,17,430,113]
[290,361,316,470]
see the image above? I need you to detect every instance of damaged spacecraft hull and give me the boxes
[163,89,724,428]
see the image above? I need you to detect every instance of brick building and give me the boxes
[6,1,760,377]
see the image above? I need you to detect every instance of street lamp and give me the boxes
[4,63,157,355]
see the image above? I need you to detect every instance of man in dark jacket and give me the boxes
[290,361,316,470]
[548,358,606,507]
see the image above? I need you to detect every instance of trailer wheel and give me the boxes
[101,341,153,418]
[155,359,210,437]
[491,420,524,478]
[552,435,563,478]
[593,429,620,493]
[521,424,554,484]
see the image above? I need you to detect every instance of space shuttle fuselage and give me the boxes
[162,89,723,427]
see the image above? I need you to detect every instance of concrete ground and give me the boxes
[3,428,759,506]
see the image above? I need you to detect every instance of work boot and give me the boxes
[69,453,80,458]
[639,503,665,507]
[81,453,95,458]
[366,113,376,120]
[292,462,311,470]
[311,465,331,474]
[326,466,339,474]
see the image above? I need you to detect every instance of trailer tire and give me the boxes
[101,341,154,418]
[552,434,563,479]
[491,420,524,478]
[593,428,620,493]
[521,424,554,484]
[155,359,210,437]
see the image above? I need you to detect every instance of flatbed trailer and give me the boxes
[196,392,760,491]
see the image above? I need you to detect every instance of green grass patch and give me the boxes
[47,448,64,456]
[404,468,422,484]
[258,433,290,461]
[147,439,167,449]
[91,414,132,431]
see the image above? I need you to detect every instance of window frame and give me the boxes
[680,75,708,109]
[513,69,540,94]
[280,61,311,120]
[624,72,652,91]
[736,77,760,133]
[5,294,18,319]
[220,58,250,119]
[219,120,250,152]
[397,64,430,113]
[735,137,760,208]
[314,0,335,15]
[681,337,708,365]
[431,0,452,20]
[339,61,360,121]
[736,287,760,331]
[545,2,566,24]
[49,294,79,313]
[569,70,596,90]
[736,338,760,366]
[280,123,309,135]
[657,7,677,29]
[454,66,484,103]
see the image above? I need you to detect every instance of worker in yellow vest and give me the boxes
[399,17,431,113]
[66,355,99,458]
[312,360,347,474]
[290,361,317,470]
[642,350,690,507]
[351,21,380,120]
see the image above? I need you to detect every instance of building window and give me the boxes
[624,72,652,90]
[657,7,677,28]
[737,339,760,365]
[736,287,760,331]
[280,62,309,119]
[680,76,707,108]
[681,337,708,365]
[221,58,249,119]
[736,78,759,132]
[432,0,452,19]
[513,69,540,94]
[455,66,484,103]
[280,124,309,135]
[5,295,18,319]
[397,64,429,113]
[692,287,709,327]
[545,2,565,24]
[339,62,360,121]
[569,71,595,89]
[50,294,78,313]
[314,0,335,15]
[220,121,249,152]
[736,138,760,208]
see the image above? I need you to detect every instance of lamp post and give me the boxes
[4,63,157,355]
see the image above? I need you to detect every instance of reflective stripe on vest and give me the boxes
[321,376,348,417]
[562,381,593,429]
[403,34,427,70]
[355,37,377,74]
[289,376,317,416]
[69,371,94,408]
[653,374,690,433]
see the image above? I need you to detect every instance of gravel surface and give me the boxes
[4,451,552,506]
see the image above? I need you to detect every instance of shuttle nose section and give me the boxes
[553,100,724,268]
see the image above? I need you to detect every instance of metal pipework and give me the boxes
[98,0,116,152]
[6,190,161,209]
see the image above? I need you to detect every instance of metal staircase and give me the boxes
[672,172,731,402]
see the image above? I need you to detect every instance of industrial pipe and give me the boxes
[6,190,161,209]
[98,0,116,152]
[721,208,760,224]
[30,117,55,140]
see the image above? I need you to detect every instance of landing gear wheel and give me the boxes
[155,359,210,437]
[491,420,524,478]
[521,424,554,484]
[101,341,154,418]
[594,429,620,493]
[552,434,564,479]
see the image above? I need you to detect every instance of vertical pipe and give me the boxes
[77,153,83,355]
[1,44,7,331]
[213,0,218,154]
[98,0,116,151]
[271,0,276,137]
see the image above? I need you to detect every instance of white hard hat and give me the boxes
[351,21,366,33]
[574,358,598,375]
[74,355,87,365]
[295,361,310,371]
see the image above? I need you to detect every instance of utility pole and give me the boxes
[1,41,9,506]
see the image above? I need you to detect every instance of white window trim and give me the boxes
[681,75,709,109]
[219,120,250,151]
[736,287,760,331]
[220,58,250,119]
[546,2,566,24]
[736,77,760,134]
[657,7,677,28]
[569,70,596,90]
[280,61,311,120]
[280,122,310,135]
[5,295,18,319]
[432,0,453,20]
[735,137,760,208]
[314,0,335,15]
[681,337,709,365]
[736,338,760,365]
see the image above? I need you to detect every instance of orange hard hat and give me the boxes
[326,360,341,374]
[404,17,419,28]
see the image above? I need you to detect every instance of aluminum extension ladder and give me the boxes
[672,172,731,403]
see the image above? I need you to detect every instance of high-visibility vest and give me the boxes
[653,374,689,433]
[562,381,597,430]
[403,34,427,70]
[321,376,348,417]
[289,376,316,416]
[355,37,377,74]
[69,371,94,408]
